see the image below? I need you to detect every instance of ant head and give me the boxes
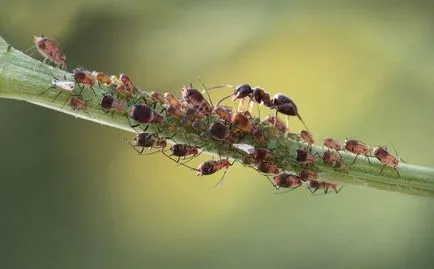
[234,84,252,99]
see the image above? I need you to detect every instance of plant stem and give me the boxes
[1,35,433,197]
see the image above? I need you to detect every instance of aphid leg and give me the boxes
[197,77,214,107]
[39,86,55,97]
[394,168,401,177]
[212,169,229,189]
[51,91,63,102]
[364,154,371,164]
[308,185,319,194]
[351,154,360,165]
[89,86,97,96]
[335,186,344,193]
[266,176,279,190]
[7,45,11,52]
[161,150,199,172]
[122,137,145,155]
[125,115,140,132]
[275,185,302,195]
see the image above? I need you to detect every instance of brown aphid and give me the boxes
[164,92,182,108]
[252,128,266,145]
[167,104,184,120]
[256,162,280,174]
[344,139,371,164]
[263,115,287,134]
[323,137,343,151]
[197,159,231,176]
[185,107,206,121]
[182,85,213,114]
[72,68,95,87]
[149,91,166,105]
[373,147,400,176]
[300,130,315,146]
[214,106,233,122]
[169,144,199,161]
[115,84,133,99]
[306,179,343,194]
[120,73,134,90]
[68,96,87,111]
[33,35,66,69]
[322,150,341,166]
[296,149,316,165]
[299,169,319,181]
[209,121,231,141]
[129,104,163,125]
[126,133,167,154]
[92,71,112,85]
[271,173,302,190]
[100,94,124,112]
[253,148,273,161]
[231,112,254,133]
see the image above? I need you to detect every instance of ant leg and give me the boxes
[351,154,359,165]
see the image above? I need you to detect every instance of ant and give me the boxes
[372,146,401,177]
[344,139,371,165]
[32,35,66,69]
[269,93,309,130]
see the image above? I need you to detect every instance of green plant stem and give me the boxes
[1,35,434,197]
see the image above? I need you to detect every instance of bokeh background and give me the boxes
[1,1,434,268]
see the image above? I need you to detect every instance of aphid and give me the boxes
[166,104,184,120]
[305,179,343,194]
[33,35,66,69]
[231,112,254,133]
[125,133,166,154]
[344,139,371,164]
[295,149,316,166]
[322,150,341,166]
[129,104,163,127]
[299,130,315,146]
[149,91,166,105]
[263,115,287,134]
[209,121,232,141]
[115,84,133,100]
[167,144,200,162]
[323,137,344,151]
[120,73,134,90]
[252,128,266,145]
[196,159,232,188]
[214,106,233,122]
[72,68,96,95]
[373,146,400,176]
[270,173,302,190]
[92,71,112,86]
[233,144,273,161]
[256,162,280,174]
[40,79,76,101]
[68,96,87,111]
[270,93,308,130]
[298,169,319,181]
[182,85,213,114]
[164,92,183,108]
[100,94,124,113]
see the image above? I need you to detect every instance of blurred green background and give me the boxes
[1,1,434,268]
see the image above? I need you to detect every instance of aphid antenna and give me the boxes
[161,150,200,172]
[212,169,229,189]
[196,76,214,107]
[390,143,407,164]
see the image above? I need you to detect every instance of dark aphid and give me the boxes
[323,137,344,151]
[125,133,167,154]
[298,169,319,181]
[68,96,87,111]
[33,35,66,69]
[166,104,184,120]
[271,173,302,190]
[253,148,273,161]
[170,144,199,158]
[209,121,231,141]
[182,85,213,114]
[92,71,112,86]
[196,159,232,187]
[344,139,371,164]
[322,150,341,166]
[100,94,124,112]
[270,93,308,130]
[263,115,287,134]
[373,146,400,176]
[256,162,280,174]
[306,179,343,194]
[296,149,316,165]
[129,104,163,125]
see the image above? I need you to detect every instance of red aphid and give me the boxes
[197,159,230,176]
[33,35,66,69]
[263,115,287,134]
[256,162,280,174]
[344,139,371,164]
[68,96,87,111]
[323,137,343,151]
[306,179,343,194]
[182,85,212,114]
[373,147,401,176]
[272,173,303,189]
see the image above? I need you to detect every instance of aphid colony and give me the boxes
[32,35,404,195]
